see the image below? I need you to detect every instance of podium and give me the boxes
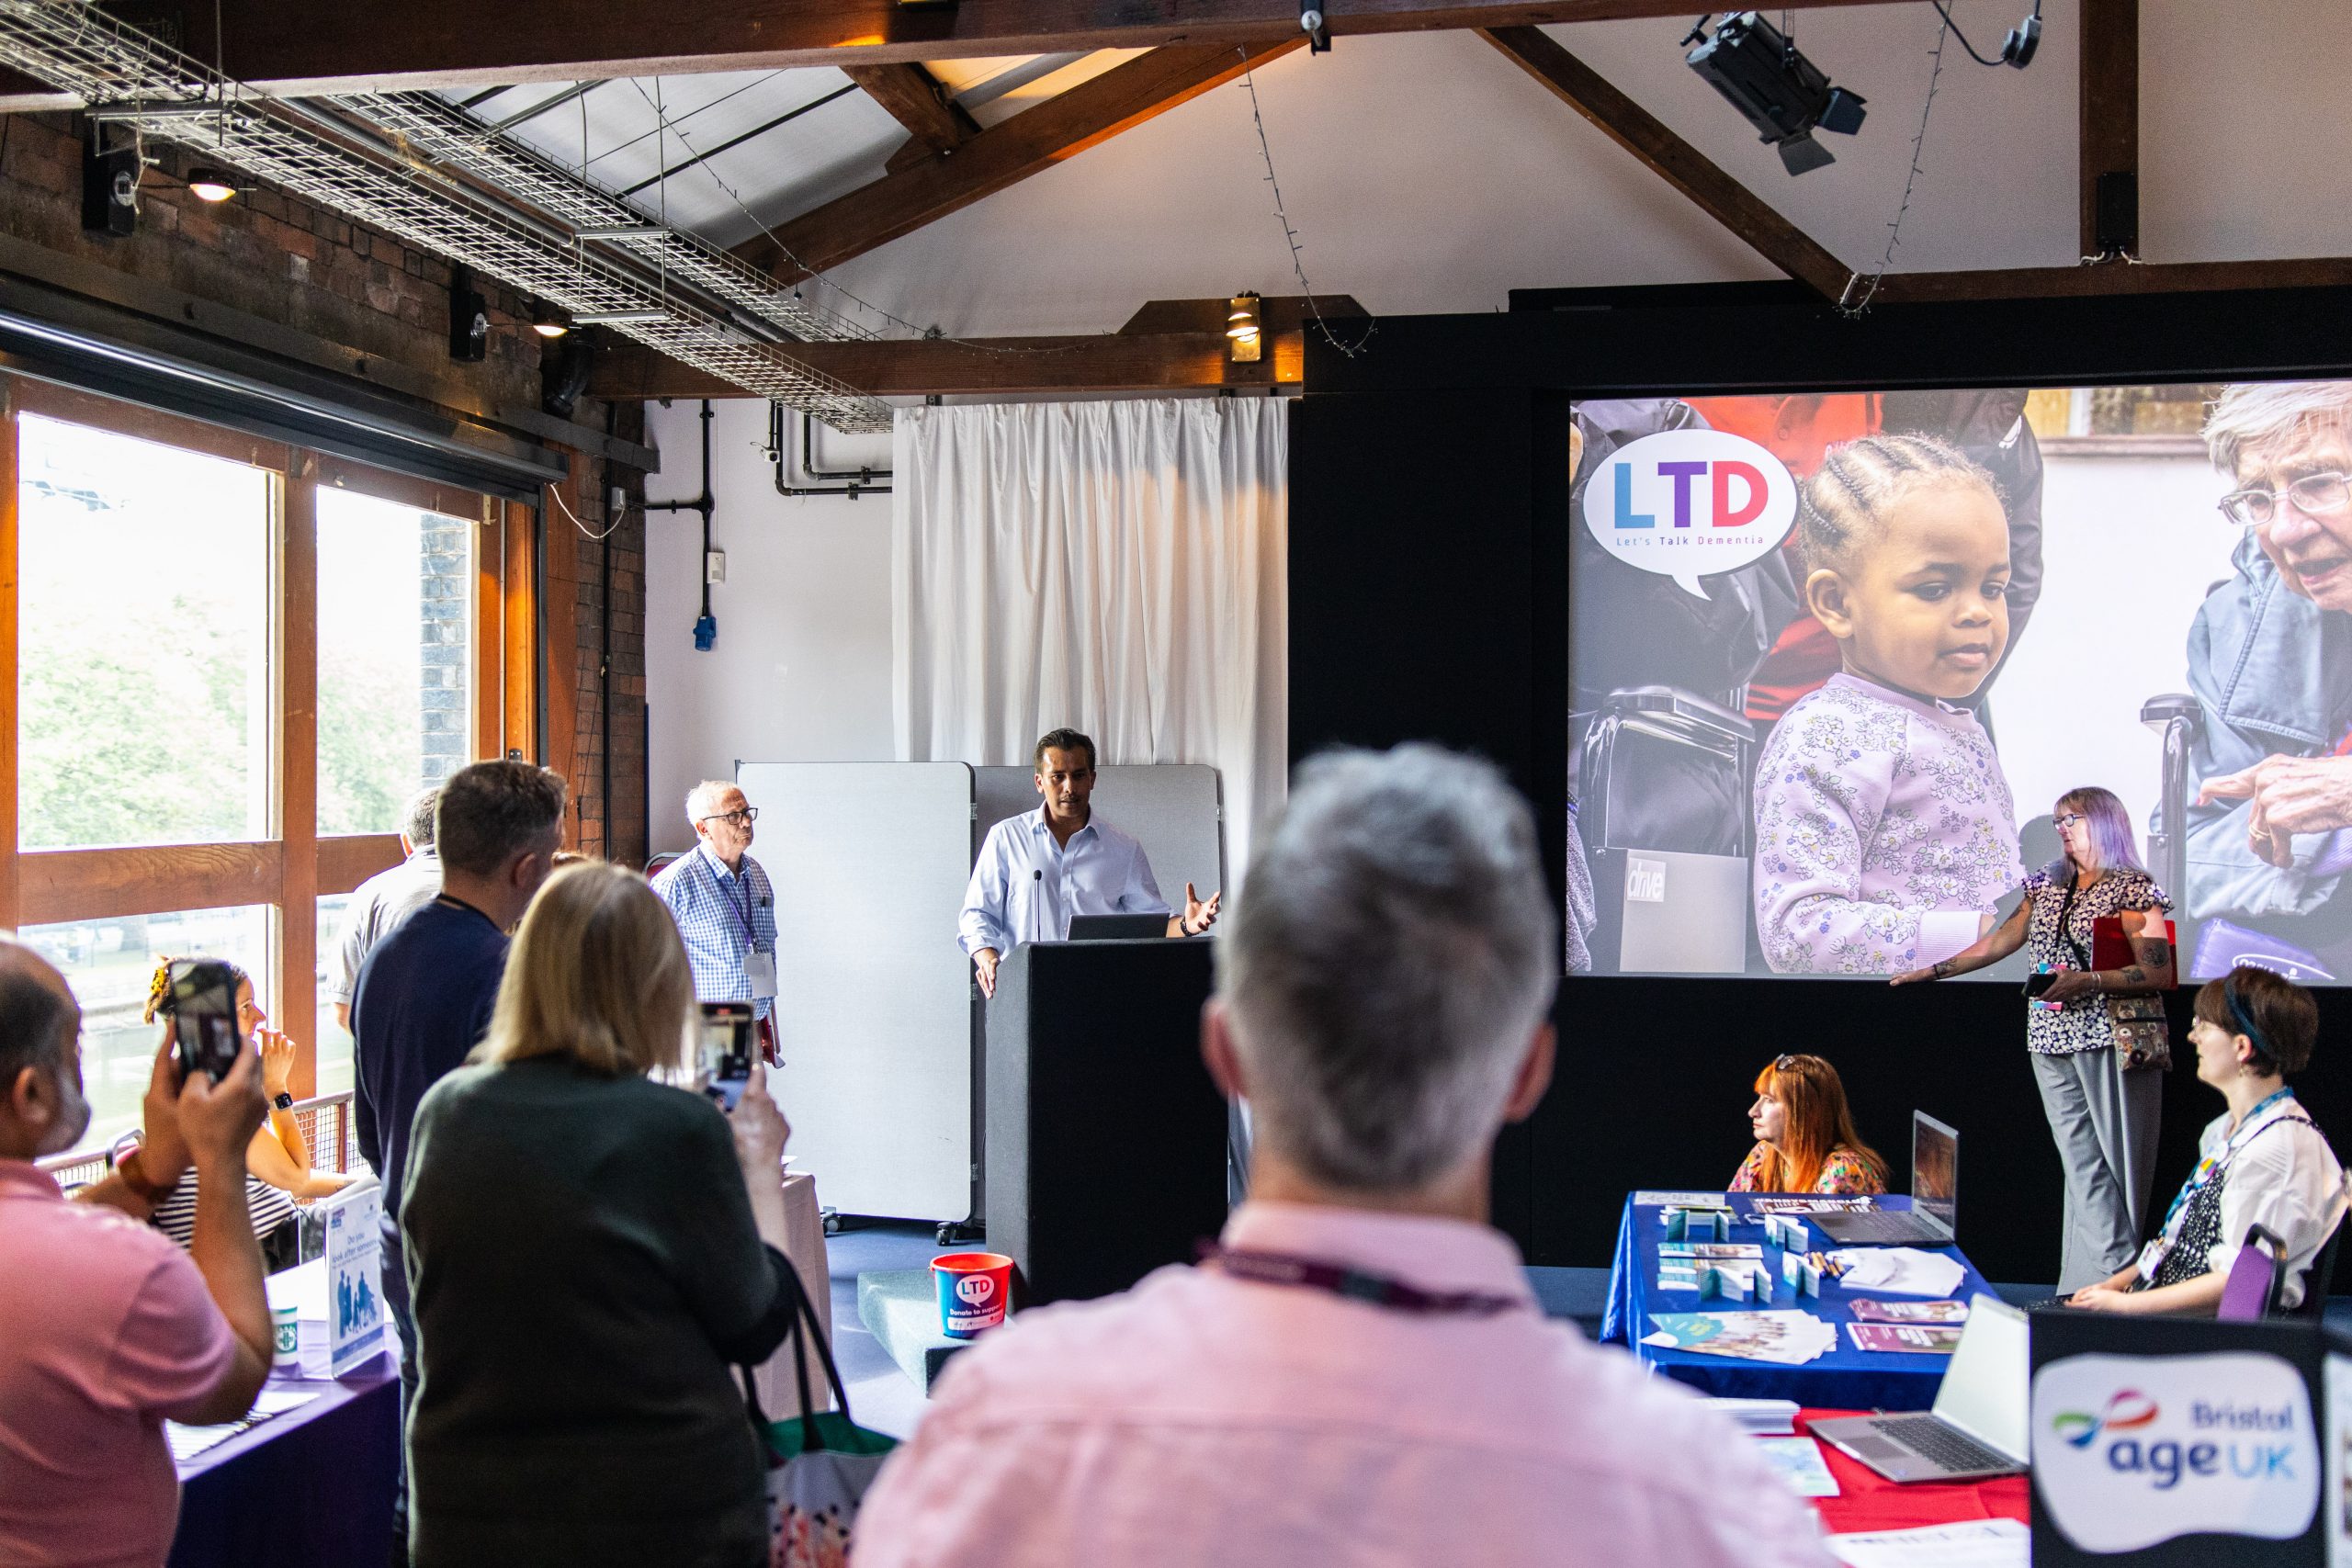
[986,938,1229,1308]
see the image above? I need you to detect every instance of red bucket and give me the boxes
[933,1251,1014,1338]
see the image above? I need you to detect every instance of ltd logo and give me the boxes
[1577,427,1796,599]
[2052,1389,2160,1449]
[2031,1351,2316,1552]
[955,1275,995,1305]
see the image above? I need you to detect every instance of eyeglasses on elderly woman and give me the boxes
[2218,470,2352,527]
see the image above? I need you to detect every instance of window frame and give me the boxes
[2,373,544,1099]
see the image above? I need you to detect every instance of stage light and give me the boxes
[185,165,238,202]
[1684,12,1866,176]
[1227,291,1262,365]
[529,299,570,338]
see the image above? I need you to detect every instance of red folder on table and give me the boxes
[2091,916,2176,981]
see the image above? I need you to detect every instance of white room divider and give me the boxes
[735,761,975,1221]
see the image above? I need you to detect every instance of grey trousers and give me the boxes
[2031,1047,2164,1292]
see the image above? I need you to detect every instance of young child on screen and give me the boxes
[1753,434,2024,974]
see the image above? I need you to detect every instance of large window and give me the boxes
[4,378,544,1154]
[17,415,270,850]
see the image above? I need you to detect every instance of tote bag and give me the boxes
[741,1253,899,1567]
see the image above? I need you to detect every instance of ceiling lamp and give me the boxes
[1226,291,1262,365]
[185,165,238,202]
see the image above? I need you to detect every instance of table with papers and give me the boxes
[1601,1192,2003,1410]
[166,1352,399,1568]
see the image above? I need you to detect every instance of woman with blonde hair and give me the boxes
[1729,1054,1888,1195]
[401,862,796,1568]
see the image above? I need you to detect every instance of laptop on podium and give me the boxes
[1809,1297,2029,1482]
[1812,1111,1958,1247]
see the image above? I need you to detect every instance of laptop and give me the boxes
[1812,1112,1957,1247]
[1068,913,1170,941]
[1809,1297,2029,1482]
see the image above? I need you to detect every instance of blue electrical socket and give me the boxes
[693,613,717,650]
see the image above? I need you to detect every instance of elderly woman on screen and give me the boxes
[1729,1053,1888,1196]
[2071,966,2346,1314]
[401,863,797,1568]
[2181,381,2352,979]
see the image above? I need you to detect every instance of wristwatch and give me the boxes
[273,1092,295,1111]
[113,1145,180,1204]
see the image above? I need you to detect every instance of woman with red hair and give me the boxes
[1729,1054,1889,1195]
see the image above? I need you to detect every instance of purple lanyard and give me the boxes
[1199,1244,1526,1317]
[698,853,760,944]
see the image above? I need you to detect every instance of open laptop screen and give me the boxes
[1930,1296,2030,1461]
[1913,1111,1958,1235]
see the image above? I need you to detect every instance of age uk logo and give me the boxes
[2052,1389,2159,1449]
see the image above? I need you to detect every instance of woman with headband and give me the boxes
[2070,965,2347,1314]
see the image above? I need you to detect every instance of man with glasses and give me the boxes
[2182,381,2352,978]
[653,781,782,1063]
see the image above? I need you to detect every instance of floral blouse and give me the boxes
[2021,866,2172,1056]
[1729,1142,1888,1196]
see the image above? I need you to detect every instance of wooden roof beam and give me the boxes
[2078,0,2138,261]
[845,63,985,175]
[0,0,1894,108]
[1479,26,1849,301]
[588,330,1306,401]
[732,40,1305,287]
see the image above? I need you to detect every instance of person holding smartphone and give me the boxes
[1893,786,2177,1292]
[401,862,797,1568]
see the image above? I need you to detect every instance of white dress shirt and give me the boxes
[959,807,1170,955]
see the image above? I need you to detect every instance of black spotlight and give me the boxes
[1685,12,1866,176]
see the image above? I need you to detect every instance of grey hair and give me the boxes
[2205,381,2352,478]
[684,779,741,825]
[402,787,441,849]
[1216,745,1559,1193]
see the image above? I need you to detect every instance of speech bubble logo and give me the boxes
[1577,427,1798,599]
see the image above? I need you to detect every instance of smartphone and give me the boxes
[697,1000,755,1086]
[2023,970,2060,999]
[168,959,245,1083]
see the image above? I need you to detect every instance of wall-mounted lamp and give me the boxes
[1227,291,1262,364]
[529,299,571,338]
[185,165,240,202]
[448,263,490,363]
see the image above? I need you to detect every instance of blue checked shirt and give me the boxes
[651,842,779,1021]
[959,807,1170,955]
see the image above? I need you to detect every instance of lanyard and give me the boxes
[697,852,760,944]
[1200,1244,1526,1318]
[2155,1088,2302,1245]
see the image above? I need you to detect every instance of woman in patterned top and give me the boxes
[1729,1054,1888,1195]
[2071,966,2345,1314]
[1894,787,2177,1291]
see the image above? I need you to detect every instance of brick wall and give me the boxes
[0,109,650,861]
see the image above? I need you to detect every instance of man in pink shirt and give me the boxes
[0,941,277,1568]
[857,746,1835,1568]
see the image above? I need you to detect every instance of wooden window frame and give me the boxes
[0,374,539,1097]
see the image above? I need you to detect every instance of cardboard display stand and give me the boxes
[2030,1311,2325,1567]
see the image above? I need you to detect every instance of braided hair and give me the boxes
[1797,434,2006,579]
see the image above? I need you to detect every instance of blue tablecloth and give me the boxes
[168,1351,399,1568]
[1601,1192,1999,1411]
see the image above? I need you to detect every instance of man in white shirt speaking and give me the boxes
[960,728,1220,998]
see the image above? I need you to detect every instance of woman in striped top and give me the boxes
[137,958,354,1249]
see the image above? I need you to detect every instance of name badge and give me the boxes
[745,949,778,1000]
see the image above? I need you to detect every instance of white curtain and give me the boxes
[892,398,1287,881]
